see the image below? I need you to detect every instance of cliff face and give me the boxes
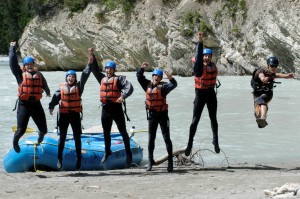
[19,0,300,76]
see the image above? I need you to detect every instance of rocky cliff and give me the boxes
[18,0,300,76]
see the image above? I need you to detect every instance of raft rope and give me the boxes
[23,137,141,172]
[33,142,45,172]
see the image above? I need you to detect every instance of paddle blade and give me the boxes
[11,126,36,133]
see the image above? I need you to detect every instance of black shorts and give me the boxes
[253,91,273,106]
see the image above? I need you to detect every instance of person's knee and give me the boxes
[39,127,47,134]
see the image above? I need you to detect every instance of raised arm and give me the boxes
[9,42,22,84]
[136,62,151,92]
[194,32,204,77]
[79,48,96,95]
[162,69,177,96]
[88,48,105,85]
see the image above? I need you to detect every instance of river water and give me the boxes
[1,58,300,170]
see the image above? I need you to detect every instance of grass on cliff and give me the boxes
[180,11,213,37]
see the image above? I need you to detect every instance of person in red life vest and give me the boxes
[48,49,95,170]
[136,62,177,172]
[9,41,51,153]
[251,56,294,128]
[88,52,133,168]
[185,32,221,156]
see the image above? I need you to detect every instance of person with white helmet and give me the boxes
[9,41,51,153]
[48,48,94,170]
[251,56,294,128]
[136,62,177,172]
[88,50,133,168]
[185,32,221,157]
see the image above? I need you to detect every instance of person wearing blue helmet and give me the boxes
[48,48,94,170]
[136,62,177,172]
[251,56,294,128]
[87,51,133,168]
[185,32,221,156]
[9,41,51,153]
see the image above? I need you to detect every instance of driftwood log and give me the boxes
[153,147,186,165]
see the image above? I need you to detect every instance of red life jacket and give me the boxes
[18,71,43,101]
[100,76,121,103]
[194,62,218,89]
[59,82,82,113]
[145,82,168,112]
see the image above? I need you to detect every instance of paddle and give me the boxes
[11,126,36,133]
[129,126,148,138]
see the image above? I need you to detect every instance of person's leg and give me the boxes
[57,113,69,169]
[260,105,268,119]
[30,101,47,143]
[159,113,173,172]
[254,92,272,128]
[185,95,206,156]
[70,113,82,170]
[14,101,30,153]
[207,92,220,153]
[101,106,113,163]
[113,105,132,167]
[146,112,158,171]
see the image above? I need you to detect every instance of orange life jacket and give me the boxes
[100,76,121,103]
[194,62,218,89]
[145,82,168,112]
[18,71,43,101]
[59,83,82,113]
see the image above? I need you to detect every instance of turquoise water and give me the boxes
[1,58,300,170]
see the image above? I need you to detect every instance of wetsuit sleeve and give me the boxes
[9,45,22,84]
[136,67,151,92]
[194,42,204,77]
[49,89,61,109]
[161,77,177,97]
[90,55,105,85]
[40,73,51,95]
[78,63,93,96]
[118,76,133,99]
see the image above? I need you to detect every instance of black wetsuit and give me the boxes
[49,64,92,170]
[136,68,177,171]
[9,45,50,152]
[89,58,133,166]
[186,42,219,154]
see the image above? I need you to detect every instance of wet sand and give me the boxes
[1,162,300,199]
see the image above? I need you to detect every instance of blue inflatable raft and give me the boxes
[3,132,143,173]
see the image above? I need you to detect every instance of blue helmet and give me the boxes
[105,61,116,69]
[22,57,35,65]
[152,69,163,77]
[203,48,213,55]
[66,70,77,79]
[267,56,279,67]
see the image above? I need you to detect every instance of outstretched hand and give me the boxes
[198,32,204,42]
[88,47,94,54]
[287,73,295,78]
[141,62,149,69]
[164,69,173,80]
[88,48,94,64]
[10,41,16,47]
